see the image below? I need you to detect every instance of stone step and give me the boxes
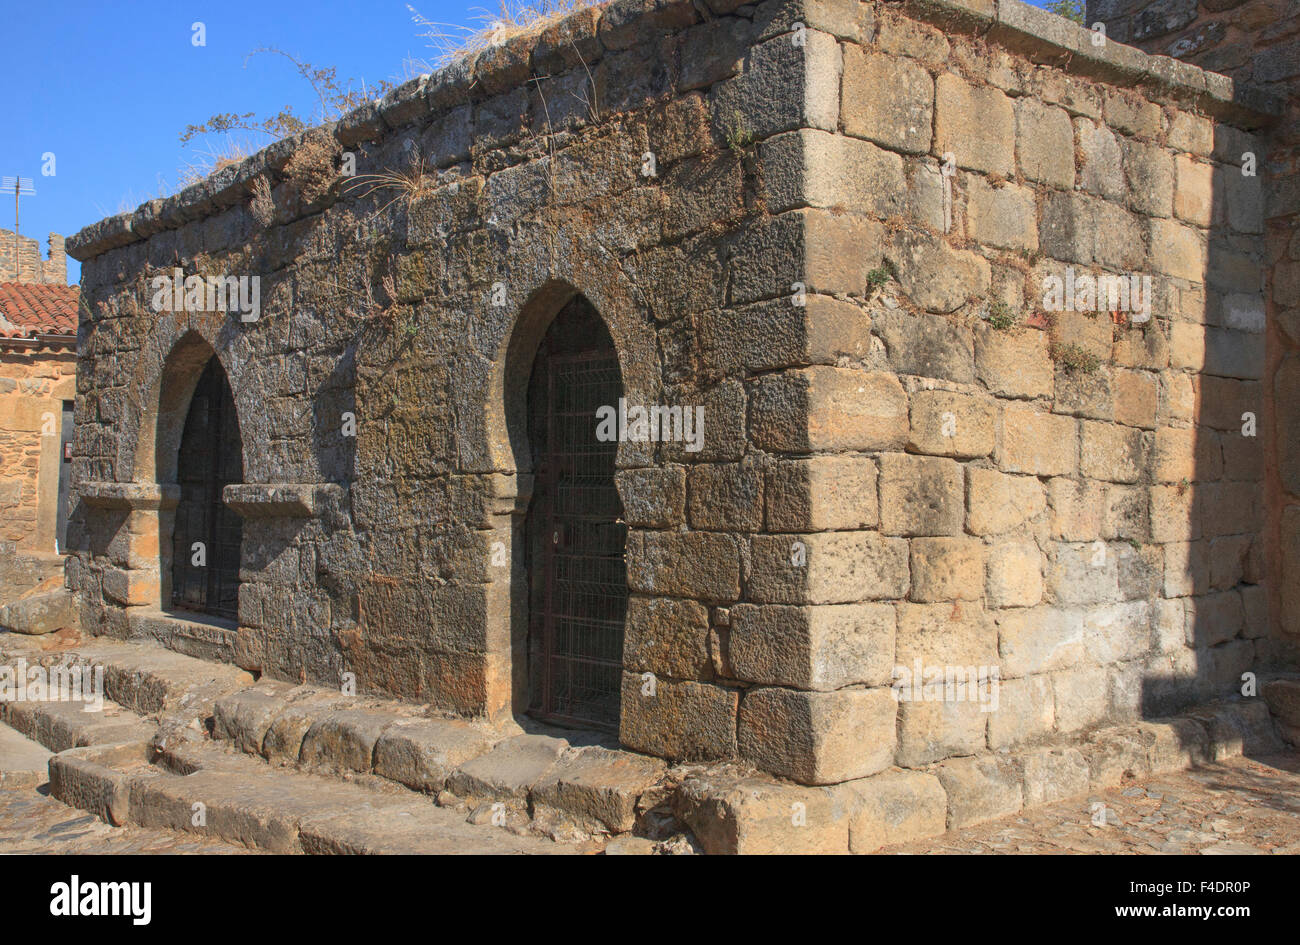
[4,635,677,844]
[0,722,53,789]
[0,632,255,722]
[49,738,590,854]
[0,695,155,754]
[213,682,671,839]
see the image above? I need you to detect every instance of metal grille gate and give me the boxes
[171,358,242,619]
[534,350,627,729]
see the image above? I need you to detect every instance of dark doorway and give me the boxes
[170,357,242,619]
[55,400,74,553]
[525,297,627,730]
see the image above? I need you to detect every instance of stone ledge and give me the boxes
[222,482,346,518]
[65,0,1281,264]
[79,481,179,511]
[904,0,1281,126]
[127,609,240,666]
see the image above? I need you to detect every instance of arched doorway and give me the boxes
[169,355,243,619]
[524,296,627,729]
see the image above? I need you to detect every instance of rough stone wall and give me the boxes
[1086,0,1300,672]
[65,0,1293,784]
[0,344,75,555]
[710,0,1286,785]
[0,230,68,285]
[66,0,819,743]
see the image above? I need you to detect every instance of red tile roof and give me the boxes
[0,282,79,338]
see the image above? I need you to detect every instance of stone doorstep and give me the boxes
[214,682,672,837]
[48,739,582,854]
[0,632,254,720]
[674,699,1282,855]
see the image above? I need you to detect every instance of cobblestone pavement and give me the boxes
[0,784,254,854]
[883,752,1300,855]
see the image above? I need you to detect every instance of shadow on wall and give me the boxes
[1139,115,1285,758]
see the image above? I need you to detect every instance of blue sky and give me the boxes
[7,0,1067,283]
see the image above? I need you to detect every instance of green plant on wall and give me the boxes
[1050,341,1101,373]
[1044,0,1086,25]
[986,300,1018,330]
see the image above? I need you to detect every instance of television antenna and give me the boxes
[1,176,35,280]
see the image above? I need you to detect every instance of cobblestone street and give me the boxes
[884,752,1300,855]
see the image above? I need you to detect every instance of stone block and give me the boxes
[1148,218,1207,282]
[996,606,1085,678]
[895,697,988,767]
[299,709,394,773]
[1120,138,1174,218]
[750,366,908,452]
[738,686,897,784]
[879,453,964,537]
[966,467,1046,536]
[907,388,996,459]
[626,530,741,601]
[531,746,666,833]
[988,674,1055,749]
[1075,118,1124,200]
[1053,666,1110,732]
[1015,97,1074,189]
[1020,746,1089,806]
[688,461,764,531]
[910,536,986,602]
[986,541,1044,608]
[841,46,933,154]
[729,602,896,690]
[998,404,1078,476]
[883,235,991,317]
[895,601,998,667]
[934,755,1023,828]
[673,773,848,854]
[974,324,1054,399]
[1080,420,1145,483]
[837,768,947,853]
[934,72,1015,177]
[1113,369,1157,429]
[965,176,1038,251]
[373,718,500,794]
[623,595,712,679]
[1174,155,1214,227]
[616,467,686,527]
[447,734,567,803]
[619,674,737,762]
[748,531,910,604]
[765,455,878,532]
[709,29,840,140]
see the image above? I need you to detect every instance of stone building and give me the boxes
[0,229,69,286]
[60,0,1300,833]
[0,280,78,606]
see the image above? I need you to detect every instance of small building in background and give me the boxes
[0,239,78,607]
